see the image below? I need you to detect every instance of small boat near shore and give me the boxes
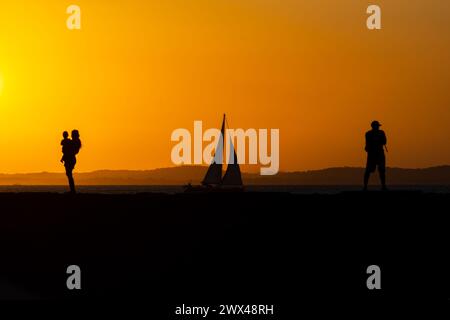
[184,114,244,193]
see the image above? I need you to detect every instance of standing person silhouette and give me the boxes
[364,121,387,191]
[61,130,82,194]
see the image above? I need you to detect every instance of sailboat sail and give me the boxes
[201,114,243,187]
[221,139,243,186]
[202,115,225,185]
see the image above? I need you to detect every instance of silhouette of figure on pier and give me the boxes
[364,121,387,191]
[60,130,82,193]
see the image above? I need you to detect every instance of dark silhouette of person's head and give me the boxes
[371,120,381,130]
[71,129,80,140]
[63,131,69,139]
[71,129,82,154]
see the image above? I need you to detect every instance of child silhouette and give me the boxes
[60,131,71,163]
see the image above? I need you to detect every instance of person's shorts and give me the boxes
[366,153,385,173]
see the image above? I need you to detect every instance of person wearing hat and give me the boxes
[364,120,387,191]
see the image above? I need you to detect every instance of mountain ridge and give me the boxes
[0,165,450,185]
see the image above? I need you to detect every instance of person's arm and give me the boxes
[382,131,387,146]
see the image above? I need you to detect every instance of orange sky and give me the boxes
[0,0,449,173]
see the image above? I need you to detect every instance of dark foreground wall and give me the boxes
[0,192,448,316]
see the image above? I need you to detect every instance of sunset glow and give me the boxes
[0,0,449,173]
[0,74,3,96]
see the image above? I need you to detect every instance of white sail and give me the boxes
[202,115,225,185]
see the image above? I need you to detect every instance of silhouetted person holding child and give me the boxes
[60,130,82,194]
[364,121,387,191]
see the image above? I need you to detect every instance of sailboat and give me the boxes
[184,114,244,192]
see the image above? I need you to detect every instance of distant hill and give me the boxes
[1,165,450,185]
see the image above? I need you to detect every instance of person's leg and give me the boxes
[379,155,387,190]
[363,170,370,191]
[65,166,76,193]
[69,173,76,193]
[364,156,374,191]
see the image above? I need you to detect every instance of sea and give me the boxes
[0,185,449,194]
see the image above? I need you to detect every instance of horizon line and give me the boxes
[0,164,449,176]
